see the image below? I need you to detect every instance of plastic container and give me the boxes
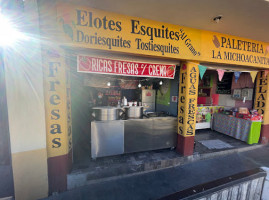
[122,96,127,106]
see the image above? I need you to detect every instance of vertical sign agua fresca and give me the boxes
[178,62,199,137]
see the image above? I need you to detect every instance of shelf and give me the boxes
[195,122,211,130]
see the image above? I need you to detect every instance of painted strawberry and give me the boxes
[167,66,175,77]
[182,64,186,70]
[79,56,90,70]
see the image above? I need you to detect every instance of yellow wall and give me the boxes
[4,0,49,199]
[12,149,48,200]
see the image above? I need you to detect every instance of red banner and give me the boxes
[77,56,176,79]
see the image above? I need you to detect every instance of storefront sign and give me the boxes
[254,72,269,116]
[55,4,269,69]
[177,62,199,137]
[77,55,176,79]
[201,33,269,68]
[57,5,200,61]
[43,47,72,158]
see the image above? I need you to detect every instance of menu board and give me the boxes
[216,73,233,94]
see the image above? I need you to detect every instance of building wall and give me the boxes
[218,72,254,109]
[156,68,180,117]
[0,50,14,198]
[3,0,48,199]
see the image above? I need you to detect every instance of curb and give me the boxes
[67,144,264,190]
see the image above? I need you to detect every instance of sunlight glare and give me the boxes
[0,13,27,46]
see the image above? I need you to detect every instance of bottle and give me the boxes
[122,96,127,106]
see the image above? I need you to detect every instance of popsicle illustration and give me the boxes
[265,46,269,56]
[212,35,220,48]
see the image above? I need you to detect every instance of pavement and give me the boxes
[68,129,256,189]
[42,145,269,200]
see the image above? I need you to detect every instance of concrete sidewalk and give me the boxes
[42,145,269,200]
[68,130,262,190]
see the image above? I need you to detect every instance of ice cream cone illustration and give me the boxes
[212,35,220,48]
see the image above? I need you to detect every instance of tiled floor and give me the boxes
[194,129,250,154]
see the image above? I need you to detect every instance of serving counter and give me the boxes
[124,117,177,153]
[91,120,124,159]
[212,113,261,144]
[91,117,177,158]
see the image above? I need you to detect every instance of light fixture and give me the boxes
[138,83,141,88]
[159,80,163,85]
[107,82,111,87]
[0,14,27,46]
[213,15,222,23]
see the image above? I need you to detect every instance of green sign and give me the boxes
[157,80,171,106]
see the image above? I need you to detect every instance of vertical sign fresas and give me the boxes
[43,48,71,157]
[178,62,199,137]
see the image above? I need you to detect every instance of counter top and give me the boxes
[92,116,177,123]
[197,105,224,107]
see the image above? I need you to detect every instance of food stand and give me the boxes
[77,55,178,158]
[196,69,262,144]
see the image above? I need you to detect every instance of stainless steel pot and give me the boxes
[128,106,144,119]
[91,106,123,121]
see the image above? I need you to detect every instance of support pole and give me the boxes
[177,62,199,156]
[254,71,269,144]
